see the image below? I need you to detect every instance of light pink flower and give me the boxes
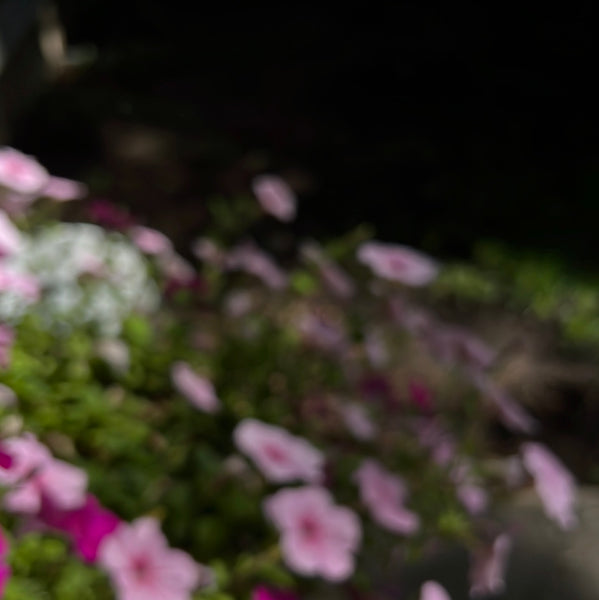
[171,362,220,413]
[357,241,439,286]
[41,176,87,201]
[420,581,451,600]
[226,243,287,289]
[0,147,49,194]
[0,266,41,301]
[234,419,324,484]
[191,237,226,268]
[450,461,488,515]
[521,442,577,530]
[252,175,297,222]
[252,585,299,600]
[129,226,173,256]
[264,486,361,581]
[469,534,511,596]
[157,252,196,285]
[340,403,376,441]
[297,312,347,354]
[301,242,355,299]
[413,418,456,467]
[0,433,51,486]
[0,209,22,256]
[98,517,205,600]
[354,459,420,535]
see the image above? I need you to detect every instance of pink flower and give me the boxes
[354,460,420,535]
[521,442,577,530]
[357,241,439,286]
[0,527,10,596]
[420,581,451,600]
[171,362,220,413]
[252,175,297,222]
[87,200,135,230]
[340,403,376,441]
[192,237,226,268]
[252,585,299,600]
[0,433,51,486]
[412,418,456,466]
[39,494,120,562]
[0,147,49,194]
[129,226,173,256]
[469,534,511,596]
[234,418,324,483]
[301,242,355,299]
[408,380,434,413]
[264,486,361,581]
[41,176,87,201]
[0,209,22,256]
[297,312,347,354]
[98,517,205,600]
[226,243,287,289]
[0,266,41,301]
[450,461,488,516]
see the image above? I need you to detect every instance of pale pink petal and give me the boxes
[0,433,51,485]
[341,403,376,441]
[252,175,297,222]
[41,176,87,201]
[420,581,451,600]
[456,483,488,516]
[37,459,88,510]
[129,226,173,256]
[171,362,220,413]
[470,534,511,596]
[3,479,41,513]
[0,148,49,194]
[0,209,22,256]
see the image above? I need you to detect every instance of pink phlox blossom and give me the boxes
[252,585,299,600]
[470,373,538,434]
[171,362,220,413]
[0,265,41,301]
[0,324,13,368]
[340,402,376,441]
[39,493,120,562]
[301,242,355,299]
[450,461,488,516]
[252,174,297,222]
[234,418,324,484]
[226,242,287,290]
[521,442,577,530]
[469,533,511,597]
[0,209,22,257]
[192,237,226,268]
[420,581,451,600]
[98,517,206,600]
[263,486,361,581]
[357,241,439,286]
[0,433,51,486]
[41,176,87,201]
[0,527,10,597]
[354,459,420,535]
[0,147,49,195]
[129,225,173,256]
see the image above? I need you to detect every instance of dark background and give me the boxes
[9,2,599,267]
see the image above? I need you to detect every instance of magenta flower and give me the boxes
[420,581,451,600]
[521,443,577,530]
[252,585,299,600]
[469,533,511,597]
[0,147,49,194]
[41,176,87,201]
[354,459,420,535]
[129,226,173,256]
[252,175,297,222]
[39,494,120,562]
[234,418,324,483]
[87,199,135,230]
[171,362,220,413]
[357,241,439,286]
[226,243,287,289]
[98,517,205,600]
[264,486,361,581]
[0,209,22,256]
[408,380,434,413]
[0,527,10,597]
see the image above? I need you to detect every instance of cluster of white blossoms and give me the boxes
[0,223,160,335]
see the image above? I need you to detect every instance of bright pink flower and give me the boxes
[340,403,376,441]
[354,460,420,535]
[357,241,438,286]
[469,534,511,596]
[234,418,324,484]
[41,176,87,201]
[0,527,10,596]
[129,226,173,256]
[87,199,135,230]
[171,362,220,413]
[420,581,451,600]
[252,175,297,222]
[264,486,361,581]
[0,324,15,368]
[0,433,51,486]
[98,517,205,600]
[0,147,49,194]
[252,585,299,600]
[521,443,577,530]
[0,209,22,256]
[408,380,434,413]
[226,243,287,290]
[39,494,120,562]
